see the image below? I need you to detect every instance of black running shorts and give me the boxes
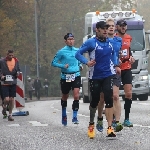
[1,84,16,98]
[121,69,132,85]
[60,76,81,94]
[113,74,121,87]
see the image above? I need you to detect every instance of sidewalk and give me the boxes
[0,97,61,106]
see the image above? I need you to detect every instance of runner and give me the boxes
[96,18,123,132]
[75,21,121,138]
[51,33,83,126]
[0,50,20,121]
[116,19,135,127]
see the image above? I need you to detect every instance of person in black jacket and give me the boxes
[33,77,42,100]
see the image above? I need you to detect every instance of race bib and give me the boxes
[5,75,13,81]
[45,85,48,87]
[66,74,75,82]
[121,49,128,57]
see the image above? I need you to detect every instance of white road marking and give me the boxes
[28,121,48,126]
[7,124,20,127]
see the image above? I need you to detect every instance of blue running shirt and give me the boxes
[75,37,117,79]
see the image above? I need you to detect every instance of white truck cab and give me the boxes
[82,9,150,103]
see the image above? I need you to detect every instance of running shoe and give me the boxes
[72,117,79,124]
[123,119,133,127]
[8,115,14,121]
[88,123,95,139]
[112,122,123,132]
[96,118,103,132]
[107,126,116,137]
[62,116,67,126]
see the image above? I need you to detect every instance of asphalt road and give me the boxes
[0,98,150,150]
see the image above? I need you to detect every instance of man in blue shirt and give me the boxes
[96,18,123,133]
[51,33,82,126]
[75,21,121,138]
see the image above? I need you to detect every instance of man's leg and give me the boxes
[96,93,104,132]
[8,97,14,121]
[112,85,123,132]
[123,84,133,127]
[1,85,9,118]
[88,79,101,139]
[121,70,133,127]
[72,88,80,124]
[103,76,116,137]
[8,84,17,121]
[60,79,71,126]
[72,76,81,124]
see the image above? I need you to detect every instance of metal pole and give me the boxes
[34,0,39,77]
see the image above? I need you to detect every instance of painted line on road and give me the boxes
[28,121,48,126]
[7,124,20,127]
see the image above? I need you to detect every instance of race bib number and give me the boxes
[121,49,128,57]
[66,74,75,82]
[5,75,13,81]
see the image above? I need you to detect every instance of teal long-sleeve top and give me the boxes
[51,46,82,79]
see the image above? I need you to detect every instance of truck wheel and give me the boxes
[83,95,89,103]
[138,94,148,101]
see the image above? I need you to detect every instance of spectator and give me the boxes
[43,79,49,97]
[27,77,34,100]
[33,77,42,100]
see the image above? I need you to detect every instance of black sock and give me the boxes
[124,98,132,120]
[98,116,103,121]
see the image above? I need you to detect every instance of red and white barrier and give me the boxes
[15,72,25,109]
[13,72,29,116]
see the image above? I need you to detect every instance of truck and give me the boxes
[82,9,150,103]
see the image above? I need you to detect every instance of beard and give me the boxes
[118,29,126,35]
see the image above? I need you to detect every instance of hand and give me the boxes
[115,67,121,75]
[86,60,96,67]
[65,64,69,68]
[129,56,135,64]
[1,76,5,79]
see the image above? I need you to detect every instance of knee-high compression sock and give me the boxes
[61,99,67,117]
[124,98,132,120]
[72,100,79,118]
[89,106,97,123]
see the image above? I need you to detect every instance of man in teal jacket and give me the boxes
[51,33,82,126]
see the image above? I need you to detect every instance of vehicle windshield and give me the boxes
[127,29,145,51]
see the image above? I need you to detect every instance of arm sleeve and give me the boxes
[75,39,94,64]
[51,51,65,69]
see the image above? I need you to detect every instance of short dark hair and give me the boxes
[96,21,110,29]
[116,19,127,26]
[64,33,74,40]
[7,50,14,54]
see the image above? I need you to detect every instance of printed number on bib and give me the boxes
[121,49,128,57]
[66,74,75,82]
[5,75,13,81]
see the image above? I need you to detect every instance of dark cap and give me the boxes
[96,21,110,29]
[64,33,74,40]
[116,19,127,26]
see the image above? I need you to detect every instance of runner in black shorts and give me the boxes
[97,19,123,133]
[116,19,135,127]
[51,33,83,126]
